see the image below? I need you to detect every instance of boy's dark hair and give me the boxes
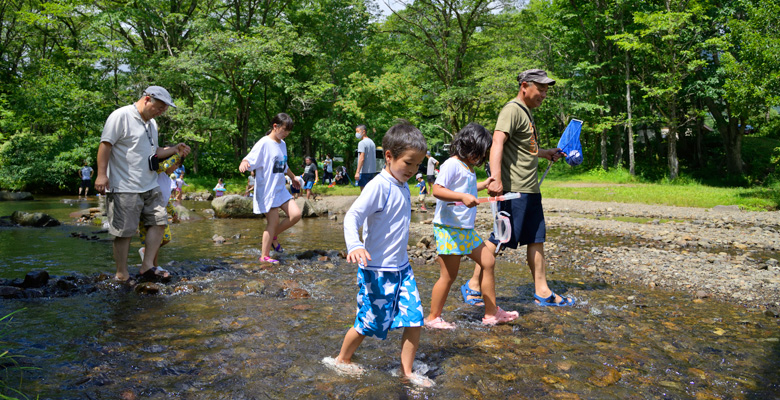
[450,122,492,166]
[268,113,294,133]
[382,120,427,159]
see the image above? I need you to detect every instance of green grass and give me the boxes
[541,167,780,210]
[182,166,779,211]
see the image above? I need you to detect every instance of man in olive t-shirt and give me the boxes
[463,69,575,307]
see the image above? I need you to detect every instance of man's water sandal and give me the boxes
[460,282,484,306]
[533,292,575,307]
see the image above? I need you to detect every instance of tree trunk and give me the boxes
[695,112,704,168]
[668,103,679,180]
[191,142,199,174]
[597,85,608,170]
[236,97,251,159]
[625,51,635,176]
[612,123,623,168]
[703,97,744,176]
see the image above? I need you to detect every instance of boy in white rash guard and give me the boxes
[325,121,433,387]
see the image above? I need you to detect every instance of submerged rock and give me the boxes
[0,191,33,201]
[0,286,23,299]
[10,211,60,227]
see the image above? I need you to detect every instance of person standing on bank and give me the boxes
[462,69,575,307]
[354,125,377,191]
[95,86,191,282]
[425,151,439,195]
[323,153,334,185]
[78,161,93,198]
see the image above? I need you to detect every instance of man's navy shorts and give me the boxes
[357,172,377,187]
[488,192,545,248]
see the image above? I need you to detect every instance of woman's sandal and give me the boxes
[460,282,484,306]
[272,236,283,253]
[259,256,280,264]
[534,292,575,307]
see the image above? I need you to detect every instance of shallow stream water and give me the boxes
[0,197,778,399]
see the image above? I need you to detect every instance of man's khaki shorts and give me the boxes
[106,188,168,238]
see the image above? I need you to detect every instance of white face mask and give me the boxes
[355,132,363,140]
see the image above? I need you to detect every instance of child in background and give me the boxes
[287,175,303,199]
[324,121,433,387]
[415,173,428,212]
[213,178,226,197]
[239,113,302,264]
[174,175,188,204]
[138,153,181,279]
[245,170,256,197]
[425,123,519,328]
[302,156,319,200]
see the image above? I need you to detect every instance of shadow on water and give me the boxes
[0,197,779,398]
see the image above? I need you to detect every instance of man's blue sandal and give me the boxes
[534,292,575,307]
[461,283,484,306]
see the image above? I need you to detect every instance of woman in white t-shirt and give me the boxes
[239,113,302,264]
[425,123,519,329]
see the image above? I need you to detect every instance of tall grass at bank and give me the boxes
[0,310,36,400]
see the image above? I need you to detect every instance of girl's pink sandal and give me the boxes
[482,307,519,326]
[259,256,279,264]
[424,317,456,330]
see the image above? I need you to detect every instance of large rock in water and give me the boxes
[0,191,34,201]
[10,211,60,227]
[211,195,260,218]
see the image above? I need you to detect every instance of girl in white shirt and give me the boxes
[425,123,519,328]
[239,113,302,264]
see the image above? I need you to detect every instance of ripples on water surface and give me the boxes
[0,197,778,398]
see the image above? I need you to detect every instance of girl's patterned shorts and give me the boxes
[433,223,483,255]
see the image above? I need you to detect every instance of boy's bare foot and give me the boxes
[322,356,365,376]
[404,372,435,388]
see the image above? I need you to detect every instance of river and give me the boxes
[0,196,778,399]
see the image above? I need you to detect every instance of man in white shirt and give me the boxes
[95,86,191,282]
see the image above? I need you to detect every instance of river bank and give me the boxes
[405,197,780,311]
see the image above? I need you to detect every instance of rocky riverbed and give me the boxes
[407,198,780,311]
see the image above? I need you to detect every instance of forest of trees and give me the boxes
[0,0,778,191]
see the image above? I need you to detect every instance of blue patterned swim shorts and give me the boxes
[353,265,424,340]
[434,223,484,255]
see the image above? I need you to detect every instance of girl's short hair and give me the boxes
[450,123,492,166]
[382,120,427,159]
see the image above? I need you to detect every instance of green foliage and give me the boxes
[0,0,778,199]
